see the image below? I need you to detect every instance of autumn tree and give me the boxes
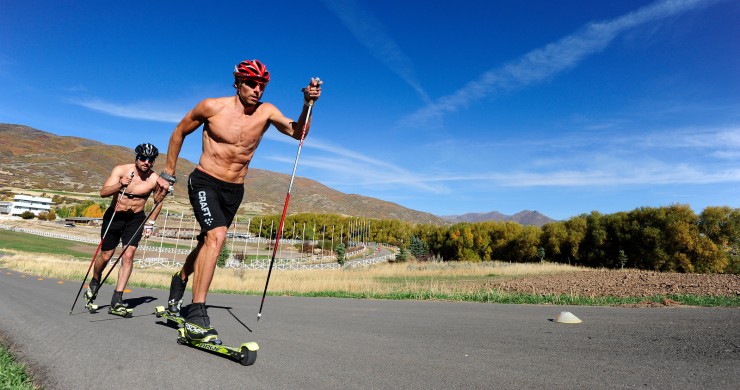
[82,203,103,218]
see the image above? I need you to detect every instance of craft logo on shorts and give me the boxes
[198,191,213,226]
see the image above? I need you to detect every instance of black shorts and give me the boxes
[188,169,244,240]
[100,207,146,251]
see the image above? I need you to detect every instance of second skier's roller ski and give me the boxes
[108,304,133,318]
[84,279,133,317]
[108,289,133,318]
[83,280,99,313]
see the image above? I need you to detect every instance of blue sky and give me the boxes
[1,0,738,220]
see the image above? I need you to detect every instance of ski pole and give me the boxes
[90,199,163,302]
[69,172,133,315]
[258,84,317,321]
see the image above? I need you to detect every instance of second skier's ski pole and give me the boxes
[258,80,319,321]
[90,199,162,302]
[69,172,132,315]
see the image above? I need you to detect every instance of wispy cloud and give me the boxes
[401,0,716,127]
[275,125,740,192]
[486,166,740,187]
[264,132,447,193]
[67,97,183,123]
[321,0,431,104]
[445,126,740,187]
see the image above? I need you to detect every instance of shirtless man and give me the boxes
[85,143,163,316]
[153,59,321,341]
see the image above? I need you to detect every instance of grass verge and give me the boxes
[0,343,36,390]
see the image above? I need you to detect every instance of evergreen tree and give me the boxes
[217,246,230,268]
[408,235,430,260]
[395,247,408,262]
[335,243,346,265]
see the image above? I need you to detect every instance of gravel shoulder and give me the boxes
[486,269,740,303]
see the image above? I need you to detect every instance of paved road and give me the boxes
[0,267,738,389]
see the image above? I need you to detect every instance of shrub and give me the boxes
[395,247,408,262]
[216,246,230,268]
[335,243,346,265]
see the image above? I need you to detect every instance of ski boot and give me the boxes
[84,278,100,313]
[108,291,133,318]
[166,271,188,317]
[183,303,220,345]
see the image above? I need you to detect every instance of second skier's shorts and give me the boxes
[188,168,244,241]
[100,208,147,251]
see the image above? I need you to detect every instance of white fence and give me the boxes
[1,223,395,271]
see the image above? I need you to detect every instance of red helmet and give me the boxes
[234,59,270,82]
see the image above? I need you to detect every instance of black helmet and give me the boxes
[135,143,159,158]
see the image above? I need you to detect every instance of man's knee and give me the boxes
[99,250,115,262]
[122,250,136,263]
[204,227,228,247]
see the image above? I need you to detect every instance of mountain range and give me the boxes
[0,124,553,226]
[441,210,553,227]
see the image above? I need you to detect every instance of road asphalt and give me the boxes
[0,267,738,389]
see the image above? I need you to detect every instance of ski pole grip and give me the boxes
[301,88,315,107]
[302,78,321,107]
[120,172,134,188]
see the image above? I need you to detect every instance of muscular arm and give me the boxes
[162,99,222,176]
[100,166,133,198]
[154,99,222,201]
[270,78,321,140]
[270,103,313,140]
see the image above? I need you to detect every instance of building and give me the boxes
[0,201,11,214]
[64,217,103,226]
[7,195,52,216]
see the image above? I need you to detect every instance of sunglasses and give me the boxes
[242,79,267,89]
[137,155,155,163]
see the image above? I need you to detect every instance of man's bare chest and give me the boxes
[205,114,269,146]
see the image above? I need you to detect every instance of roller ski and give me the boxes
[109,303,133,318]
[154,305,186,326]
[106,290,133,318]
[83,279,100,313]
[154,303,258,366]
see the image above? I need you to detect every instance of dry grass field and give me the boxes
[2,251,738,307]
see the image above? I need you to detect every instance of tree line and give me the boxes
[30,197,740,273]
[260,205,738,274]
[418,205,738,273]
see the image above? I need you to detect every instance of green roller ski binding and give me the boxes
[109,303,133,318]
[84,282,99,313]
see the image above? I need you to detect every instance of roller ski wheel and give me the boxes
[176,332,188,345]
[109,303,133,318]
[175,328,258,366]
[238,344,259,366]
